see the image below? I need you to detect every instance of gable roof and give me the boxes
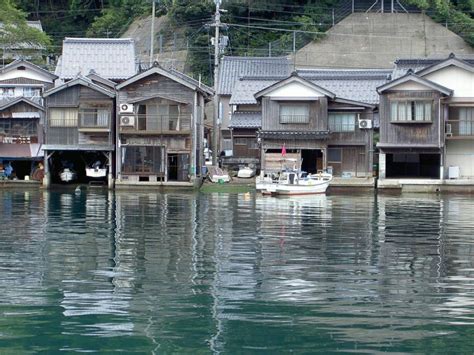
[116,65,211,95]
[169,68,213,96]
[392,54,474,79]
[229,68,390,106]
[218,56,291,95]
[86,70,116,88]
[0,96,44,111]
[0,59,57,81]
[415,55,474,76]
[43,76,115,98]
[298,68,391,105]
[55,38,136,81]
[255,73,336,99]
[377,72,453,95]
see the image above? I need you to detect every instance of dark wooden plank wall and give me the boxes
[46,86,112,107]
[261,97,328,131]
[379,91,441,146]
[118,74,195,105]
[328,146,366,176]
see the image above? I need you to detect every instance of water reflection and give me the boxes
[0,189,474,353]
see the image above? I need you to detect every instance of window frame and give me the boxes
[328,112,357,132]
[279,103,310,124]
[390,99,433,123]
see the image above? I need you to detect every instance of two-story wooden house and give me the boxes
[0,60,56,180]
[377,54,474,183]
[115,64,212,187]
[42,75,116,187]
[255,72,380,177]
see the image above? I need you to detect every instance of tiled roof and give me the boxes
[229,111,262,128]
[229,69,390,105]
[55,38,136,81]
[169,68,214,96]
[218,56,291,95]
[298,69,391,105]
[229,78,279,105]
[392,56,474,79]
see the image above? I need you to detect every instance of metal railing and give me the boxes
[446,120,474,137]
[79,111,110,128]
[279,114,310,124]
[120,114,192,133]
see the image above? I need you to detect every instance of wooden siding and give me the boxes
[118,74,195,105]
[379,91,442,147]
[261,98,328,131]
[232,128,259,158]
[328,145,367,176]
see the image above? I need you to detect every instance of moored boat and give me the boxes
[237,166,256,178]
[60,168,76,182]
[257,171,332,195]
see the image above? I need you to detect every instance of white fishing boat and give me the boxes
[86,167,107,178]
[60,168,76,182]
[237,166,255,178]
[274,171,332,195]
[255,174,277,195]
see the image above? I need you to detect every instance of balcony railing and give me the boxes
[79,111,110,129]
[446,120,474,137]
[120,114,192,133]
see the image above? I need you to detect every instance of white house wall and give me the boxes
[0,68,53,83]
[424,66,474,98]
[266,81,326,98]
[393,81,436,91]
[445,140,474,178]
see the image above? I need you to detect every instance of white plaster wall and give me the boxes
[425,66,474,98]
[219,96,231,130]
[394,81,435,91]
[0,67,52,82]
[266,81,325,98]
[445,140,474,178]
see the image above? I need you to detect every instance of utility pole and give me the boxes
[212,0,223,166]
[149,0,156,66]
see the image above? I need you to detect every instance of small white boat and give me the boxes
[60,168,76,182]
[86,167,107,178]
[208,166,230,183]
[274,172,332,195]
[237,166,255,178]
[257,171,332,195]
[256,174,277,195]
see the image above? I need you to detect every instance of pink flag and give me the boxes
[281,143,286,157]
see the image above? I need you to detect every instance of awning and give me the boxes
[0,143,43,160]
[11,112,41,118]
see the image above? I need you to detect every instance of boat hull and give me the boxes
[60,169,76,182]
[273,180,331,195]
[86,168,107,178]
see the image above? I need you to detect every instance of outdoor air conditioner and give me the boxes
[358,119,372,129]
[446,123,453,137]
[120,115,135,127]
[119,103,134,113]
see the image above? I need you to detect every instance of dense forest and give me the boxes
[2,0,474,82]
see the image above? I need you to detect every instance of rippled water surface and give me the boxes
[1,189,474,353]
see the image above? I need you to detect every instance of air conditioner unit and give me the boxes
[120,115,135,127]
[119,103,134,113]
[446,123,452,137]
[358,119,372,129]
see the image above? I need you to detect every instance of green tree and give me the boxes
[0,0,51,49]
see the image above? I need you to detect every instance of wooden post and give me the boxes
[108,151,114,189]
[43,151,51,188]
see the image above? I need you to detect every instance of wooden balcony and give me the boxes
[120,114,192,135]
[445,120,474,139]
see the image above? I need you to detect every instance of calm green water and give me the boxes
[0,189,474,353]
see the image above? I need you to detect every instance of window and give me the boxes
[49,108,78,127]
[23,87,41,98]
[327,148,342,163]
[0,88,15,98]
[390,100,432,122]
[280,103,310,124]
[0,119,36,136]
[79,108,109,127]
[449,107,474,136]
[328,113,356,132]
[122,146,163,173]
[234,137,258,149]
